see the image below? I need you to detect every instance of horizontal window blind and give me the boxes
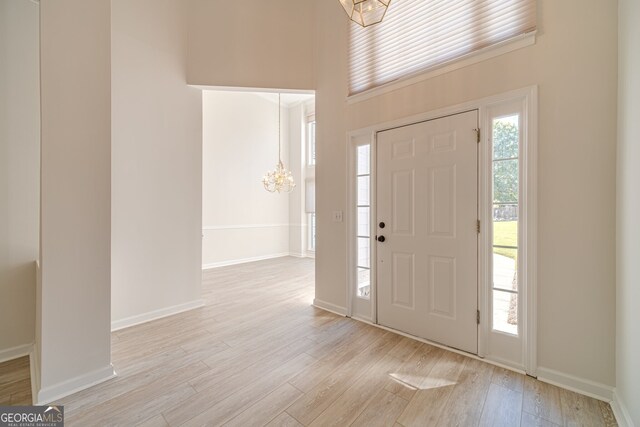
[349,0,536,94]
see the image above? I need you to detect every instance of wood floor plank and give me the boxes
[223,383,303,427]
[492,366,524,393]
[598,399,618,427]
[350,389,409,427]
[521,412,562,427]
[437,357,495,426]
[179,353,316,427]
[64,361,207,426]
[9,389,32,406]
[383,343,444,401]
[20,258,618,427]
[308,352,411,427]
[286,332,402,425]
[162,340,315,426]
[558,388,606,427]
[0,357,32,406]
[387,337,423,362]
[522,377,564,426]
[479,383,523,427]
[288,325,384,393]
[267,412,304,427]
[136,414,170,427]
[396,351,467,427]
[191,337,316,393]
[0,358,30,386]
[0,394,11,406]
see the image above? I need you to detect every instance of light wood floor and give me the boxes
[0,356,32,406]
[49,257,616,426]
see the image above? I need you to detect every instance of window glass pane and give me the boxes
[493,248,517,292]
[493,203,518,222]
[493,159,519,204]
[492,114,519,335]
[493,290,518,335]
[357,144,370,175]
[357,268,370,299]
[357,176,370,206]
[493,217,518,250]
[492,115,519,160]
[357,237,370,268]
[357,207,370,237]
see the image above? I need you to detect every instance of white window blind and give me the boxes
[349,0,537,95]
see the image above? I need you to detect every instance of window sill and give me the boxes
[346,31,536,105]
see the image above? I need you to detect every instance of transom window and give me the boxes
[348,0,537,94]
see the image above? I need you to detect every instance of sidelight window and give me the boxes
[356,144,371,299]
[491,114,520,335]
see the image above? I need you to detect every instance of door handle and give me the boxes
[377,235,386,242]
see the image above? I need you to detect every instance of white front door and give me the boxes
[376,111,479,354]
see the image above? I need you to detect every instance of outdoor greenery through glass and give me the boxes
[492,115,519,335]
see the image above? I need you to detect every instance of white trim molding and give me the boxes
[35,364,116,405]
[0,343,34,363]
[312,299,347,317]
[479,86,538,375]
[111,299,205,332]
[611,389,634,427]
[202,253,291,270]
[0,343,34,364]
[536,367,614,403]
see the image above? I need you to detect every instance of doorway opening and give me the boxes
[200,89,317,302]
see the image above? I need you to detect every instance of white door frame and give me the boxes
[346,86,538,375]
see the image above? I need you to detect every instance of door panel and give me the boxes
[377,111,478,354]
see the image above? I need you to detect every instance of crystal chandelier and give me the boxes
[339,0,391,28]
[263,93,296,193]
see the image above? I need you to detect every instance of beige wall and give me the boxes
[187,0,314,90]
[616,0,640,422]
[314,0,617,387]
[202,91,290,267]
[111,0,203,325]
[0,0,39,357]
[39,0,113,401]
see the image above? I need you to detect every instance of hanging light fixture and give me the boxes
[339,0,391,28]
[263,93,296,193]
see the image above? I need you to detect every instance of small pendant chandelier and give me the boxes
[263,93,296,193]
[339,0,391,28]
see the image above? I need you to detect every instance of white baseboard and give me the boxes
[312,299,347,316]
[536,367,614,402]
[202,253,291,270]
[611,389,635,427]
[111,299,205,332]
[0,342,34,364]
[35,364,116,405]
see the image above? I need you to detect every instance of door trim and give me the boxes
[346,86,538,375]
